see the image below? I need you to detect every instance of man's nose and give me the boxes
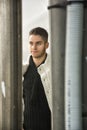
[32,44,37,49]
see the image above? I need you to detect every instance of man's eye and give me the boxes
[37,42,42,45]
[29,42,33,45]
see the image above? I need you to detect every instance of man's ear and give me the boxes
[46,42,49,49]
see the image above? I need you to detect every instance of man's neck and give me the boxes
[33,53,47,67]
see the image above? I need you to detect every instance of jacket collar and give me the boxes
[22,53,50,75]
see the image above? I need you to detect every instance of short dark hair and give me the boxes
[29,27,48,42]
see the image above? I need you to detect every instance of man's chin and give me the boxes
[32,55,39,58]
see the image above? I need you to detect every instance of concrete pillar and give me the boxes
[48,0,66,130]
[0,0,22,130]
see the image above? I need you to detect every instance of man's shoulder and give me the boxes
[22,55,30,75]
[45,53,50,66]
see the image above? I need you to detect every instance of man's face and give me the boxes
[29,35,49,58]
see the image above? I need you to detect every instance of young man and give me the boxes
[22,27,52,130]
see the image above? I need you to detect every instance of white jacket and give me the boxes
[22,54,52,112]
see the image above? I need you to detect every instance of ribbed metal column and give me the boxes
[0,0,22,130]
[48,0,66,130]
[82,1,87,129]
[65,1,84,130]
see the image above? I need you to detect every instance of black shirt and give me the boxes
[23,56,51,130]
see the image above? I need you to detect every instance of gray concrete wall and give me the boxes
[49,0,66,130]
[0,0,22,129]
